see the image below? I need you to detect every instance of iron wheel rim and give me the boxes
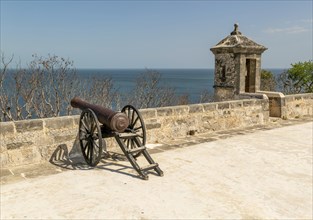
[79,108,103,166]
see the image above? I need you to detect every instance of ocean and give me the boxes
[76,68,285,103]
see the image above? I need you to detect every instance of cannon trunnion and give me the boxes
[70,97,163,180]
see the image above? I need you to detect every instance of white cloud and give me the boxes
[265,26,310,34]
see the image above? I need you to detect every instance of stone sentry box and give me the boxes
[210,24,267,101]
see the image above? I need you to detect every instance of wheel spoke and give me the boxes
[126,139,130,149]
[130,109,135,125]
[94,140,99,149]
[81,139,88,151]
[80,127,88,134]
[90,142,93,164]
[132,116,139,127]
[86,141,90,159]
[81,116,89,131]
[85,115,92,131]
[90,118,97,133]
[134,125,143,131]
[80,135,88,141]
[92,132,100,140]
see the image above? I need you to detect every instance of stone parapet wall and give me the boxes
[284,93,313,119]
[257,91,285,117]
[0,116,80,168]
[0,98,270,168]
[141,99,269,144]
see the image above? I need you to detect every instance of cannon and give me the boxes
[71,97,163,180]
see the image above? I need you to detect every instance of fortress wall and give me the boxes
[0,116,80,168]
[0,97,271,168]
[284,93,313,119]
[140,99,269,144]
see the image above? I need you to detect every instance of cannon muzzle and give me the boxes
[71,97,129,132]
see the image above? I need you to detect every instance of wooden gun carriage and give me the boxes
[71,97,163,180]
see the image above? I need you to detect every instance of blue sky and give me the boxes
[1,0,312,69]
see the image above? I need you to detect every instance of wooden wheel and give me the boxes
[121,105,146,158]
[79,108,103,166]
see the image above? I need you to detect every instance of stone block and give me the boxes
[173,106,189,115]
[229,101,243,109]
[0,143,7,153]
[53,134,77,144]
[0,122,15,136]
[45,116,74,130]
[0,153,8,167]
[189,104,204,113]
[157,107,173,117]
[15,120,43,133]
[269,97,282,117]
[261,101,269,111]
[7,141,33,150]
[72,115,80,126]
[202,103,217,112]
[202,116,214,121]
[263,111,270,122]
[284,96,295,102]
[39,144,67,161]
[254,99,264,106]
[217,102,230,110]
[146,123,161,130]
[139,109,157,119]
[176,119,187,125]
[20,146,39,164]
[243,100,254,107]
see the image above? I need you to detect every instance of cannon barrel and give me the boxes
[71,97,129,132]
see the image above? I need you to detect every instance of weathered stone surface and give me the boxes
[157,107,173,117]
[284,93,313,119]
[7,142,33,150]
[45,116,74,130]
[0,122,15,136]
[140,109,157,119]
[146,123,162,130]
[284,96,295,102]
[54,134,77,144]
[176,119,187,125]
[173,106,189,115]
[0,153,8,167]
[72,115,80,126]
[189,104,204,113]
[217,102,230,110]
[15,120,43,133]
[202,103,217,112]
[243,100,254,107]
[229,101,243,109]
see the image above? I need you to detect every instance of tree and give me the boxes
[260,69,276,91]
[126,70,176,109]
[199,89,213,103]
[278,61,313,94]
[0,54,118,121]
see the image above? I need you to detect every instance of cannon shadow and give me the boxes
[49,143,92,170]
[49,140,143,179]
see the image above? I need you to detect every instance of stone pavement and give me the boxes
[1,118,312,219]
